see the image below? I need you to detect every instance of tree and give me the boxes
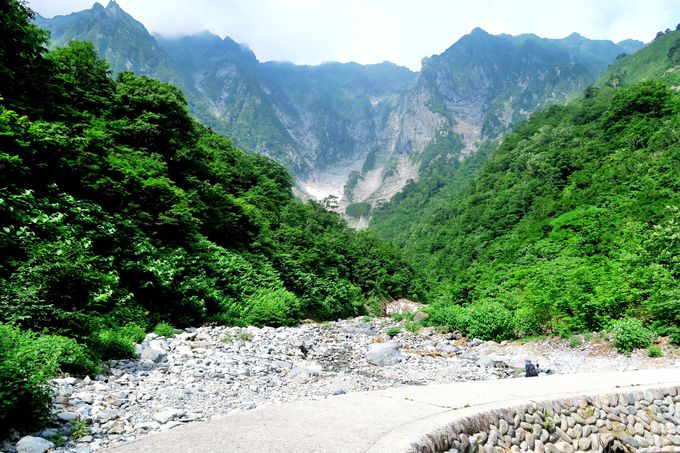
[0,0,50,114]
[46,41,115,117]
[111,72,197,157]
[322,194,339,210]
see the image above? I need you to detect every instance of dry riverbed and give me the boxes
[5,317,679,453]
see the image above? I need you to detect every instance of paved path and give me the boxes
[106,368,680,453]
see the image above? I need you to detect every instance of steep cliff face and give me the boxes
[35,1,176,80]
[157,33,302,171]
[36,2,642,222]
[343,28,604,214]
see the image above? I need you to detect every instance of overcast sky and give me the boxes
[28,0,680,71]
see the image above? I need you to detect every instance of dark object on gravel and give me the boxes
[525,359,538,377]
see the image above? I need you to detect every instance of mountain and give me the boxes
[371,28,679,341]
[503,32,644,76]
[36,2,640,223]
[1,0,424,433]
[598,27,680,87]
[35,1,176,81]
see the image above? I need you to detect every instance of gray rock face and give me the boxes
[16,436,55,453]
[366,342,402,366]
[38,5,641,220]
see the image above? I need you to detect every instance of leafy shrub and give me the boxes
[153,322,175,338]
[236,331,253,341]
[386,326,401,337]
[404,321,421,334]
[671,329,680,347]
[424,302,467,333]
[464,300,517,341]
[93,324,145,360]
[543,412,555,432]
[568,336,582,348]
[33,334,99,377]
[243,288,301,327]
[610,318,653,354]
[647,345,663,357]
[0,324,95,435]
[71,419,90,439]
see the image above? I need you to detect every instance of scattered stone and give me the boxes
[412,311,429,323]
[140,345,167,363]
[153,409,185,424]
[476,357,496,368]
[16,436,54,453]
[4,317,675,453]
[57,411,79,422]
[366,342,401,366]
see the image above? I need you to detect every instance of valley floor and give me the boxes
[5,318,679,452]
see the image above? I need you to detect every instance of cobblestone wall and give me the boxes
[409,385,680,453]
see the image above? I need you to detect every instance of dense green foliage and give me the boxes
[375,79,679,340]
[0,323,98,434]
[610,318,654,355]
[37,3,637,202]
[599,29,680,88]
[0,0,424,433]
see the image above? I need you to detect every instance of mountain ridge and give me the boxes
[36,2,644,223]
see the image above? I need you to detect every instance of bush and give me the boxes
[386,326,401,337]
[243,288,301,327]
[0,324,96,435]
[33,334,99,377]
[610,318,653,354]
[424,302,467,332]
[568,336,582,348]
[647,345,663,357]
[93,324,145,360]
[404,321,421,334]
[153,322,175,338]
[464,300,517,341]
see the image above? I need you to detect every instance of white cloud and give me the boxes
[28,0,680,71]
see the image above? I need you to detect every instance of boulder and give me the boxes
[366,342,401,366]
[288,367,320,380]
[16,436,54,453]
[412,311,429,323]
[175,345,193,355]
[476,357,496,368]
[56,411,79,422]
[153,408,185,424]
[140,345,167,363]
[384,299,424,316]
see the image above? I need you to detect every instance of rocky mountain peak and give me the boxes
[36,3,646,224]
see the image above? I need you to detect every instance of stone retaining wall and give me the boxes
[409,385,680,453]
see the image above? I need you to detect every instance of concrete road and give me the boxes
[105,368,680,453]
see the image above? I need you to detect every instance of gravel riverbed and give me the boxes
[5,317,679,452]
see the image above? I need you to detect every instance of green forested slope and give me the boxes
[599,28,680,87]
[372,38,680,341]
[0,0,423,433]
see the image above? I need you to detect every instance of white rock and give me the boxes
[56,411,79,422]
[366,342,402,366]
[140,346,166,363]
[176,345,193,355]
[75,391,95,404]
[16,436,55,453]
[153,408,185,424]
